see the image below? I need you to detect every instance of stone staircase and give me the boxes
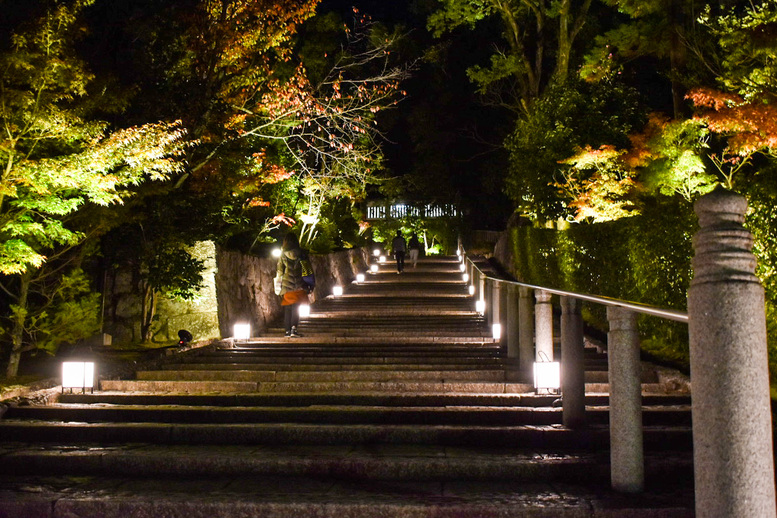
[0,256,694,517]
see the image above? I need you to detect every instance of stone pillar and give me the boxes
[607,306,643,493]
[505,285,520,359]
[518,287,534,372]
[688,189,776,518]
[484,279,493,326]
[478,271,486,308]
[561,296,585,428]
[534,290,553,362]
[490,282,502,337]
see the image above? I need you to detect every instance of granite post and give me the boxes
[561,296,585,428]
[505,285,519,358]
[534,290,553,362]
[688,189,776,518]
[519,286,534,373]
[607,306,643,493]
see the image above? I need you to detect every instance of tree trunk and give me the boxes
[6,271,31,378]
[669,1,688,118]
[140,282,157,343]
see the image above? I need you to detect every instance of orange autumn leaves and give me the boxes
[558,88,777,222]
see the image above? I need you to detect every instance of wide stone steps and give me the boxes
[0,254,695,517]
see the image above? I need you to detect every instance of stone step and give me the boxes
[0,421,693,449]
[57,393,692,408]
[162,360,506,369]
[98,379,537,393]
[135,369,510,382]
[0,473,695,517]
[228,336,496,345]
[0,443,692,483]
[137,367,652,385]
[3,404,692,427]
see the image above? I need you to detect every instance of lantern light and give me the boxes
[468,285,475,296]
[379,255,386,263]
[476,299,486,315]
[233,323,251,340]
[370,264,378,273]
[456,249,461,257]
[492,323,502,340]
[459,263,466,272]
[462,273,469,283]
[271,248,282,258]
[299,304,310,318]
[333,285,343,297]
[62,361,95,394]
[356,273,365,283]
[534,353,560,394]
[373,249,380,257]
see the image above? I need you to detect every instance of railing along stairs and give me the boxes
[459,188,776,518]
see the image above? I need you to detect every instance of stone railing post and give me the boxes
[478,272,486,310]
[518,287,534,372]
[560,296,585,428]
[484,279,494,326]
[688,189,776,518]
[505,285,519,358]
[607,306,643,493]
[534,290,553,361]
[491,281,502,336]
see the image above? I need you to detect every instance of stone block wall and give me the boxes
[215,246,369,338]
[104,241,220,344]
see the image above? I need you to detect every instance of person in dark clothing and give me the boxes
[275,233,311,337]
[391,230,407,273]
[408,233,421,268]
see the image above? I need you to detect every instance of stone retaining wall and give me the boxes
[215,246,369,337]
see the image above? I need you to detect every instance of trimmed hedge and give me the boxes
[510,197,696,369]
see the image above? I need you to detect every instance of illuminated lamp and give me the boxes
[476,299,486,315]
[462,273,469,283]
[332,285,344,297]
[534,356,561,394]
[459,263,466,272]
[468,285,475,296]
[492,323,502,340]
[233,323,251,340]
[379,255,386,263]
[370,264,378,273]
[62,361,95,394]
[356,273,365,283]
[271,248,282,258]
[298,304,310,318]
[373,249,380,257]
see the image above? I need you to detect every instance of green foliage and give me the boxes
[504,79,646,220]
[510,195,694,367]
[146,246,205,301]
[700,2,777,100]
[3,267,101,356]
[640,118,718,201]
[0,0,188,276]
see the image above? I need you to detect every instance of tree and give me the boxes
[504,78,646,220]
[580,0,709,117]
[0,0,188,377]
[119,2,409,250]
[428,0,594,114]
